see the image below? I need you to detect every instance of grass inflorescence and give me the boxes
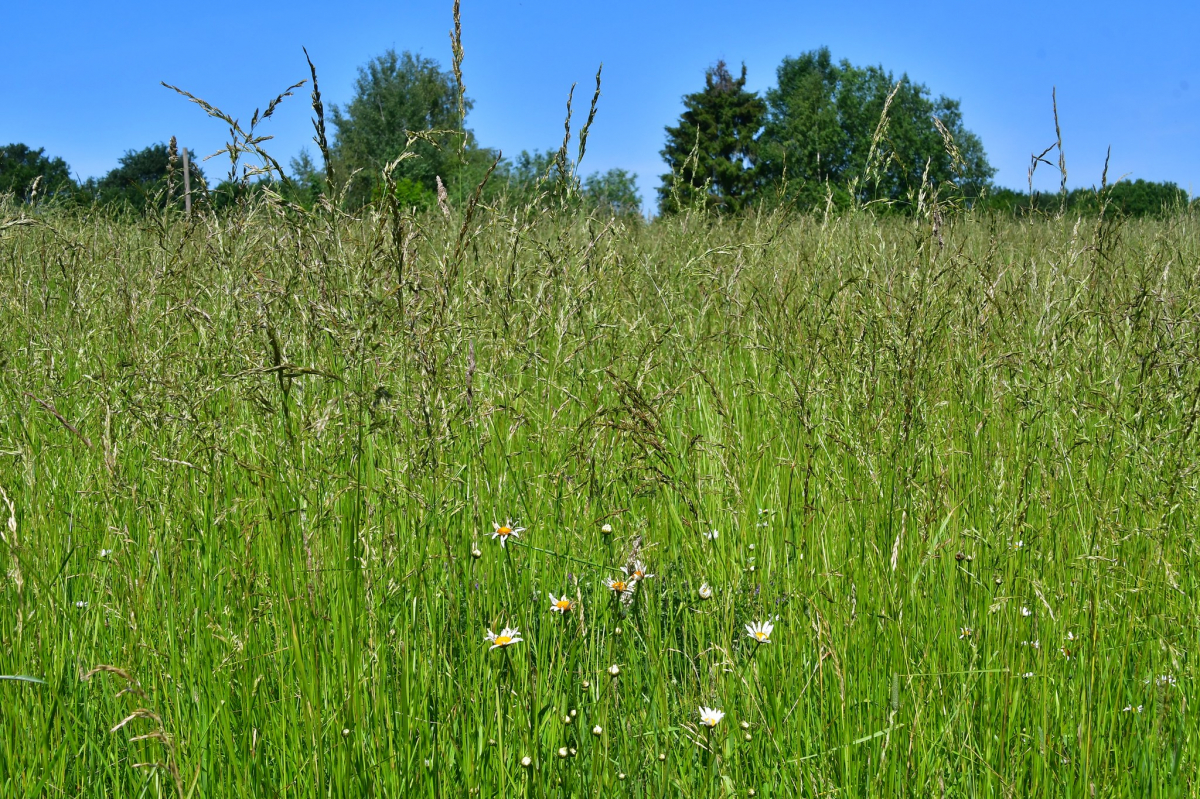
[0,191,1196,797]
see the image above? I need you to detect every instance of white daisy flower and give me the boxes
[699,706,725,728]
[1065,631,1077,641]
[605,575,635,598]
[698,582,713,600]
[491,519,525,548]
[703,529,719,541]
[745,620,774,644]
[548,593,574,614]
[959,627,973,640]
[600,523,613,535]
[1020,606,1032,617]
[626,560,654,582]
[485,626,523,650]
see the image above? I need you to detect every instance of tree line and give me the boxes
[1,47,1192,218]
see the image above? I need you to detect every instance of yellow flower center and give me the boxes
[555,599,571,610]
[497,526,512,536]
[494,635,512,646]
[611,581,627,592]
[754,631,767,641]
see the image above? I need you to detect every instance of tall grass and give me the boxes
[0,192,1196,796]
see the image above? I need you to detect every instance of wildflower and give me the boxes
[562,714,572,725]
[605,575,634,598]
[1021,672,1035,679]
[1012,539,1024,550]
[1022,639,1040,649]
[342,728,350,737]
[485,627,523,650]
[491,519,525,548]
[698,582,713,600]
[627,560,654,581]
[1121,704,1143,713]
[959,627,973,639]
[1155,675,1177,687]
[1065,631,1077,641]
[471,548,482,559]
[658,752,666,761]
[740,720,750,730]
[699,707,725,728]
[521,756,532,768]
[703,529,719,541]
[581,680,590,689]
[1060,646,1073,660]
[618,773,626,780]
[548,592,574,614]
[1021,606,1032,617]
[98,549,112,558]
[557,747,569,759]
[608,664,620,677]
[600,523,613,535]
[75,601,88,609]
[592,725,603,737]
[745,620,774,644]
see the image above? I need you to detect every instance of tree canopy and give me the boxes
[761,48,994,208]
[0,143,73,201]
[89,142,205,211]
[501,149,642,217]
[331,49,474,208]
[658,50,996,214]
[658,61,766,214]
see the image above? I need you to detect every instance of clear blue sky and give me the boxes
[3,0,1196,209]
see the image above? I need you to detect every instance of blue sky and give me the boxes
[3,1,1197,209]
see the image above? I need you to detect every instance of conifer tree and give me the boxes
[658,61,766,214]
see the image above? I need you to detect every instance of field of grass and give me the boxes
[0,197,1196,797]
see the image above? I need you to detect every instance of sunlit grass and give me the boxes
[0,198,1195,797]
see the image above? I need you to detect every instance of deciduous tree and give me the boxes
[0,143,74,202]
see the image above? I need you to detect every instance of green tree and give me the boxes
[1102,179,1189,217]
[331,49,471,208]
[583,168,641,217]
[92,143,204,211]
[761,48,994,210]
[658,61,766,214]
[0,143,74,202]
[500,150,640,217]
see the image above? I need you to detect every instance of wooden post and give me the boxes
[182,147,192,217]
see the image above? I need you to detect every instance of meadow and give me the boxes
[0,194,1196,797]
